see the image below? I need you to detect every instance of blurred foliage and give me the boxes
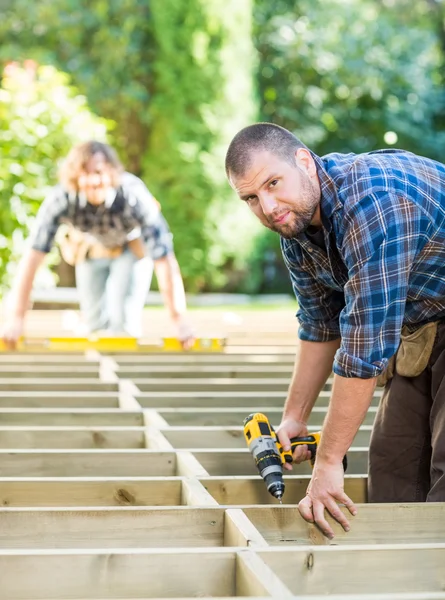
[254,0,445,159]
[0,0,445,294]
[0,0,259,292]
[0,62,109,288]
[143,0,259,291]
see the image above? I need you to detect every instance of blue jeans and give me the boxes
[75,249,154,337]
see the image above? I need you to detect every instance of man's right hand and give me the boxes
[276,417,313,470]
[1,316,24,350]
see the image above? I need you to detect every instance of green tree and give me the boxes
[254,0,445,159]
[0,62,110,288]
[0,0,259,291]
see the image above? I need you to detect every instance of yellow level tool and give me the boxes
[0,336,226,353]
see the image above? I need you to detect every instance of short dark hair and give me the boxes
[225,123,307,178]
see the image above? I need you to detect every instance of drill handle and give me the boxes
[279,433,348,472]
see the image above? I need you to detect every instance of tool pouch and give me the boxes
[376,321,438,387]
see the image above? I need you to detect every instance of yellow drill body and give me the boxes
[243,412,321,502]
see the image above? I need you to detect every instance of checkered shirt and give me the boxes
[281,149,445,378]
[29,172,173,260]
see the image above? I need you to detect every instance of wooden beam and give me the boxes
[236,550,294,597]
[258,544,445,595]
[243,503,445,545]
[200,475,367,505]
[0,427,147,449]
[0,409,143,426]
[134,378,294,392]
[98,356,119,383]
[0,380,118,392]
[0,548,239,599]
[0,477,183,507]
[0,450,176,477]
[136,390,381,409]
[176,451,210,477]
[224,510,268,547]
[156,407,377,427]
[0,506,226,548]
[0,366,100,378]
[162,426,372,449]
[190,449,369,476]
[181,478,219,506]
[118,365,295,379]
[114,353,295,365]
[0,395,120,409]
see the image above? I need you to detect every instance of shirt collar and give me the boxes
[310,151,343,232]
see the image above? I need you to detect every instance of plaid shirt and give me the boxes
[29,172,173,260]
[281,149,445,379]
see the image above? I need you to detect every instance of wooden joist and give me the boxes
[243,504,445,545]
[0,477,186,507]
[200,475,368,505]
[0,409,143,426]
[0,450,176,477]
[258,544,445,595]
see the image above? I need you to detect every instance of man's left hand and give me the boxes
[298,460,357,539]
[175,317,195,350]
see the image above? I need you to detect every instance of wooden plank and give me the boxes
[114,353,295,365]
[0,409,143,426]
[157,407,377,427]
[191,449,368,476]
[181,478,220,506]
[0,380,118,392]
[0,395,120,408]
[224,510,268,548]
[176,451,210,477]
[162,426,372,449]
[0,506,226,548]
[136,390,381,408]
[201,475,367,505]
[117,365,296,378]
[243,503,445,545]
[236,550,294,597]
[0,450,176,477]
[0,366,100,378]
[134,378,294,392]
[0,427,146,449]
[0,354,89,364]
[0,548,238,599]
[258,544,445,595]
[0,477,183,507]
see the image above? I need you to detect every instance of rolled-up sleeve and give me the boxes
[281,239,344,342]
[334,193,424,378]
[28,187,68,253]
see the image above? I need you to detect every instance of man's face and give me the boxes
[77,152,115,205]
[229,149,321,239]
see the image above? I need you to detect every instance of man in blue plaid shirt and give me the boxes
[226,122,445,538]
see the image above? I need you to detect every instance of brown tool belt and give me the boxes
[376,321,438,387]
[58,227,146,266]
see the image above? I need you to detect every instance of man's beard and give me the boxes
[267,171,319,238]
[268,206,317,239]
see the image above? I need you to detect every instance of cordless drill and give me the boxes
[243,412,347,502]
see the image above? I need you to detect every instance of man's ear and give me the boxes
[295,148,317,177]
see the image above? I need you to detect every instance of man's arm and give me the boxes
[299,374,376,538]
[2,249,46,348]
[277,338,340,462]
[153,253,194,348]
